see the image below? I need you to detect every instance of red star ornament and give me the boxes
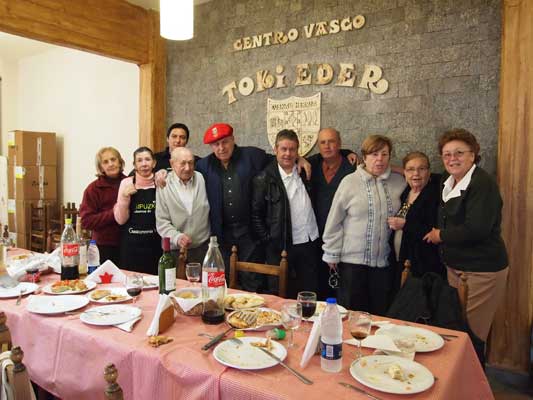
[99,272,114,284]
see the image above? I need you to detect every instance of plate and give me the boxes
[307,301,348,322]
[375,325,444,352]
[350,355,434,394]
[0,282,39,299]
[88,288,132,304]
[26,295,89,314]
[213,336,287,370]
[42,279,97,295]
[80,305,142,326]
[142,275,159,290]
[224,293,265,310]
[226,308,282,331]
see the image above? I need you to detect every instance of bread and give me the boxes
[387,364,406,381]
[91,289,111,300]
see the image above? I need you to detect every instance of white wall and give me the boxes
[15,47,139,204]
[0,57,19,161]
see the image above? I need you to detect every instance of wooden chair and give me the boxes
[104,363,123,400]
[229,245,288,298]
[47,203,80,252]
[176,247,187,280]
[28,203,49,253]
[0,312,12,352]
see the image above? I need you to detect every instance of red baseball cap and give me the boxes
[203,123,233,144]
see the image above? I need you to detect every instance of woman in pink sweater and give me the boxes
[114,147,162,274]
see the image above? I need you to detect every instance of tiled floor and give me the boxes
[487,366,533,399]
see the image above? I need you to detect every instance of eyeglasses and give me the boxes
[404,167,429,173]
[441,150,472,160]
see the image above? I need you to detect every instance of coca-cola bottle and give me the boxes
[61,218,80,280]
[201,236,226,324]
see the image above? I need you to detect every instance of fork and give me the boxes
[16,288,27,305]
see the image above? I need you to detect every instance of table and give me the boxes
[0,268,493,399]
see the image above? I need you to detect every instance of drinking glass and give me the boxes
[126,274,144,304]
[281,302,302,348]
[185,263,201,286]
[297,291,317,331]
[348,311,372,360]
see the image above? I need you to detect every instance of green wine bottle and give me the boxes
[158,237,176,294]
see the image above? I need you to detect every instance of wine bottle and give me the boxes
[158,237,176,294]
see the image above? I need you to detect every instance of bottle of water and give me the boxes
[201,236,226,325]
[320,297,343,373]
[60,218,80,280]
[87,240,100,275]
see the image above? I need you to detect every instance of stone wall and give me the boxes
[166,0,501,172]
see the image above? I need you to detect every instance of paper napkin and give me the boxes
[115,316,141,333]
[86,260,126,284]
[344,334,401,352]
[300,319,321,368]
[146,294,173,336]
[171,288,202,312]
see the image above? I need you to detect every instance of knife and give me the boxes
[338,382,383,400]
[257,347,313,385]
[201,327,234,351]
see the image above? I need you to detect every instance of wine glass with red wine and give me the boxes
[297,291,317,331]
[126,274,144,304]
[349,311,372,360]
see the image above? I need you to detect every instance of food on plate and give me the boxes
[148,335,173,347]
[224,294,264,309]
[51,279,88,293]
[387,364,406,381]
[227,309,280,329]
[256,310,281,326]
[250,337,273,351]
[104,294,128,302]
[91,290,112,300]
[11,254,30,260]
[177,291,197,299]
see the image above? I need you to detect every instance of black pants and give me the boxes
[97,245,120,266]
[338,262,393,316]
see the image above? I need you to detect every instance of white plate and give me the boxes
[375,325,445,352]
[307,301,348,322]
[80,305,142,326]
[350,355,434,395]
[141,276,159,290]
[88,288,132,304]
[213,336,287,370]
[42,279,97,295]
[0,282,39,299]
[26,295,89,314]
[226,308,282,331]
[224,293,266,310]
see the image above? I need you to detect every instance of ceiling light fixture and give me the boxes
[160,0,194,40]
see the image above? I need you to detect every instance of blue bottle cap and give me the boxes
[90,240,96,245]
[326,298,337,304]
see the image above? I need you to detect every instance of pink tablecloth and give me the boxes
[0,262,493,399]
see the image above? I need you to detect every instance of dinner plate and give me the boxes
[42,279,97,295]
[224,293,266,310]
[80,305,142,326]
[141,275,159,290]
[226,308,282,331]
[88,288,132,304]
[0,282,39,299]
[350,355,434,395]
[307,301,348,322]
[213,336,287,370]
[26,295,89,314]
[375,325,444,352]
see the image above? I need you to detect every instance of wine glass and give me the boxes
[185,263,201,287]
[281,302,302,348]
[126,274,144,304]
[297,291,317,331]
[348,311,372,360]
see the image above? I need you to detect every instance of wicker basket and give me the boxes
[170,288,203,316]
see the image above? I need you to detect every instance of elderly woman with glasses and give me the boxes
[424,128,508,345]
[388,152,445,288]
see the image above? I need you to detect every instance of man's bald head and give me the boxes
[170,147,195,182]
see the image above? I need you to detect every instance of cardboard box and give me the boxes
[7,130,57,166]
[7,165,57,200]
[7,199,57,234]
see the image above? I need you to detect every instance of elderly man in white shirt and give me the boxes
[251,129,320,298]
[156,147,210,263]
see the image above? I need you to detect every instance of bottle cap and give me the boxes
[65,218,72,225]
[326,297,337,304]
[90,239,96,245]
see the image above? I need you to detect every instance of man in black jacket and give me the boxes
[252,129,320,298]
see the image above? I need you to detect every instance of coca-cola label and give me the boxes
[62,243,79,257]
[207,271,225,288]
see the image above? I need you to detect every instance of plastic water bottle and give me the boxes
[320,297,343,372]
[87,240,100,275]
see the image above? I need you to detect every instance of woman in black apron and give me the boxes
[114,147,162,274]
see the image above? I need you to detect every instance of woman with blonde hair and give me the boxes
[80,147,126,265]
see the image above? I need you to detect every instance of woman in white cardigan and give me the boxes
[322,135,405,314]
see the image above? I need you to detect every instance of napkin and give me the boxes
[300,318,321,368]
[146,294,173,336]
[115,316,141,333]
[86,260,126,284]
[7,248,61,279]
[172,288,202,312]
[344,335,401,352]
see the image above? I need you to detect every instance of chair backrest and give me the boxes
[229,245,288,298]
[29,203,49,253]
[104,363,124,400]
[0,312,12,352]
[5,346,34,400]
[176,247,187,280]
